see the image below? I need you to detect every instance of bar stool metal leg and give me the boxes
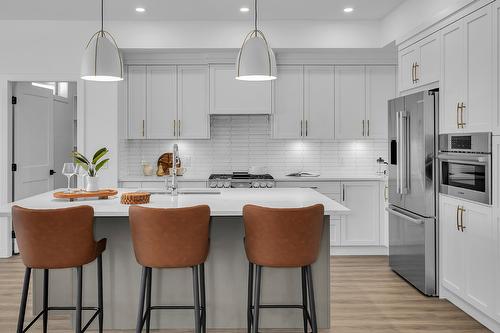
[97,255,104,333]
[301,267,309,333]
[247,262,254,333]
[192,266,201,333]
[43,269,49,333]
[75,266,83,333]
[17,267,31,333]
[136,266,148,333]
[306,266,318,333]
[145,267,152,333]
[252,265,262,333]
[199,263,207,333]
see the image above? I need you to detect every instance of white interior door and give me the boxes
[13,82,54,200]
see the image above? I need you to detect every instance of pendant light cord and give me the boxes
[101,0,104,35]
[254,0,258,32]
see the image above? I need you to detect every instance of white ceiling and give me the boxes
[0,0,405,21]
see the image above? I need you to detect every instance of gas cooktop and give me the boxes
[208,172,275,188]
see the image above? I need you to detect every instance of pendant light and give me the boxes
[81,0,123,81]
[236,0,277,81]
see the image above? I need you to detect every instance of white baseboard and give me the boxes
[440,286,500,332]
[330,246,388,256]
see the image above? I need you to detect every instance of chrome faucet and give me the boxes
[169,144,180,196]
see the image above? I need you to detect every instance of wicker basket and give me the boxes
[120,192,151,205]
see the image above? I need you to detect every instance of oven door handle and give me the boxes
[437,154,489,164]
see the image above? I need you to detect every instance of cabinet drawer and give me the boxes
[276,181,341,194]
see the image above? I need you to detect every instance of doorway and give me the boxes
[11,81,77,201]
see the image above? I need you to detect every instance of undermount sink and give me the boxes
[137,188,221,195]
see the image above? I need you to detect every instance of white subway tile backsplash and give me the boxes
[119,115,388,177]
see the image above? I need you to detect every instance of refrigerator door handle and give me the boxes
[396,111,401,194]
[400,111,409,194]
[386,207,424,225]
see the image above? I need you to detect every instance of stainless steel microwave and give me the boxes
[438,133,492,205]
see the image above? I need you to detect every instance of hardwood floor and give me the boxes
[0,255,490,332]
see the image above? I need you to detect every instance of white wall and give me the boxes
[380,0,476,45]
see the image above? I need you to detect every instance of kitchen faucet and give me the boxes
[168,144,180,196]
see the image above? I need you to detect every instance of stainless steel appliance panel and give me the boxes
[388,96,405,208]
[387,205,436,296]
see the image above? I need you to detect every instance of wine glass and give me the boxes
[62,163,76,193]
[75,165,87,191]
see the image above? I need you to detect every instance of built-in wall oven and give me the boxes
[438,132,492,205]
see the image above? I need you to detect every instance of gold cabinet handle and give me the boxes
[414,63,419,82]
[456,206,460,231]
[456,102,460,129]
[173,119,176,137]
[362,120,365,136]
[411,63,415,83]
[300,120,303,137]
[367,120,370,137]
[305,120,308,137]
[384,185,388,201]
[178,120,181,137]
[460,103,466,128]
[142,120,145,137]
[460,206,466,232]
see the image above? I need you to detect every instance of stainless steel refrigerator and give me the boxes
[387,89,438,296]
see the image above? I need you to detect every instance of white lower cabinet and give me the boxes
[440,194,495,318]
[340,181,380,246]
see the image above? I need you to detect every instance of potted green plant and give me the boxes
[72,148,109,192]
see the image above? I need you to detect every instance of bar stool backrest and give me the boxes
[243,204,324,267]
[12,205,99,269]
[129,205,210,268]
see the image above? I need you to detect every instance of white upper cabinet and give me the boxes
[147,66,177,139]
[398,32,440,92]
[440,194,495,316]
[177,66,210,139]
[440,5,493,133]
[304,66,335,140]
[366,66,396,139]
[340,181,380,246]
[273,65,304,138]
[210,64,272,114]
[127,65,147,139]
[335,66,366,139]
[335,66,396,139]
[127,65,210,140]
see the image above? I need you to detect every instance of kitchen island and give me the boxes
[0,188,349,330]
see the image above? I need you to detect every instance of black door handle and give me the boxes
[49,170,56,175]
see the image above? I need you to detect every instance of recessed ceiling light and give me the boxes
[135,7,146,13]
[240,7,250,12]
[343,7,354,13]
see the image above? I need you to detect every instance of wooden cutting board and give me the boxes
[53,189,118,202]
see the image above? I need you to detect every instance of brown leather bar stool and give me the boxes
[243,204,324,333]
[12,205,107,333]
[129,205,210,333]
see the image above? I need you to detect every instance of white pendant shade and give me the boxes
[236,32,277,81]
[81,32,123,82]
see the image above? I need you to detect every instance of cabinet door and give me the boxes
[147,66,177,139]
[209,65,271,114]
[334,66,366,139]
[494,2,500,133]
[417,33,440,86]
[440,21,466,133]
[127,66,147,139]
[340,181,380,246]
[439,195,464,295]
[462,201,494,314]
[304,66,335,140]
[273,66,304,139]
[398,46,418,92]
[366,66,396,139]
[177,66,210,139]
[463,6,493,133]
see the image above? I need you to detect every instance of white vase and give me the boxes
[85,176,99,192]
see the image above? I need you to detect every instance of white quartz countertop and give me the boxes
[0,188,350,218]
[119,173,386,182]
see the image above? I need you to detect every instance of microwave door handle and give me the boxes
[386,207,424,225]
[437,155,489,165]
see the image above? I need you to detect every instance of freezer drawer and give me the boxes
[387,206,436,296]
